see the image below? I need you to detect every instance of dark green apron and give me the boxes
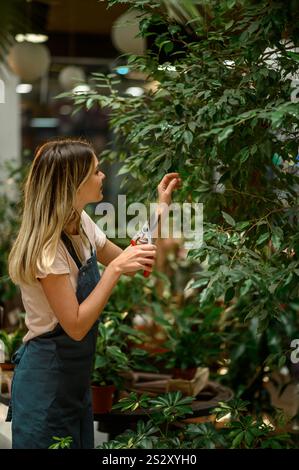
[6,231,101,449]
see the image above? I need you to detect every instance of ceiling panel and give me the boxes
[47,0,127,34]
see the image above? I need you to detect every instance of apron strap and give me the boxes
[61,231,83,270]
[80,224,94,257]
[61,226,95,270]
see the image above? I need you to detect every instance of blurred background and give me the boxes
[0,0,150,201]
[0,0,157,323]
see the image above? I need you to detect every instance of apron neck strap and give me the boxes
[80,224,94,257]
[61,231,82,270]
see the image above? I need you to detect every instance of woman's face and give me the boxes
[76,154,106,206]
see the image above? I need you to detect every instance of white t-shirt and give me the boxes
[20,210,107,342]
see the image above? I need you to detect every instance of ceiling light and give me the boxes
[16,83,32,94]
[31,118,59,128]
[15,34,48,43]
[218,367,228,375]
[116,66,129,75]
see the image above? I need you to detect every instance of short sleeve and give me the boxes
[94,223,107,249]
[81,210,107,250]
[36,242,71,279]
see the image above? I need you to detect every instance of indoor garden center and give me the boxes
[0,0,299,455]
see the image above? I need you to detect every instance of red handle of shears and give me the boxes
[130,239,151,277]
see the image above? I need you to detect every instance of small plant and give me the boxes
[154,302,223,372]
[92,312,153,388]
[0,329,24,363]
[98,390,194,449]
[92,320,130,388]
[49,436,73,449]
[97,394,296,449]
[213,399,295,449]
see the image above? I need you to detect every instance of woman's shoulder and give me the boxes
[35,239,70,280]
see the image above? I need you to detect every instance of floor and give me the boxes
[0,403,108,449]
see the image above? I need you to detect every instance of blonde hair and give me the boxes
[8,138,96,286]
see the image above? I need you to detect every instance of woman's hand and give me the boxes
[109,243,157,275]
[157,172,182,206]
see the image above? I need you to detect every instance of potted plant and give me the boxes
[98,393,296,449]
[91,312,152,413]
[154,303,222,380]
[0,329,24,370]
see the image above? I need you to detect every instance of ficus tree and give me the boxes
[64,0,299,408]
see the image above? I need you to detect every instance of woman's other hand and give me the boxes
[157,172,182,206]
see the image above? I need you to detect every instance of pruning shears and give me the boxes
[130,210,161,278]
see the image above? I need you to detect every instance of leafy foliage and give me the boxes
[98,393,296,448]
[92,311,156,387]
[70,0,299,328]
[0,160,29,303]
[63,0,299,406]
[154,302,224,370]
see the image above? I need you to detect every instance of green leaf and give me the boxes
[225,286,235,302]
[222,211,236,226]
[271,230,282,250]
[256,232,270,245]
[86,98,94,109]
[164,41,174,54]
[225,20,234,30]
[235,221,250,230]
[239,148,250,164]
[218,127,233,143]
[231,431,244,448]
[240,279,253,296]
[183,130,193,147]
[278,355,286,369]
[188,122,197,133]
[286,51,299,62]
[227,0,236,8]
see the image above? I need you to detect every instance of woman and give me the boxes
[7,138,181,449]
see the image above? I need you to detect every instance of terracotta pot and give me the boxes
[128,338,170,355]
[138,344,170,355]
[172,367,197,380]
[0,362,15,371]
[91,384,116,414]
